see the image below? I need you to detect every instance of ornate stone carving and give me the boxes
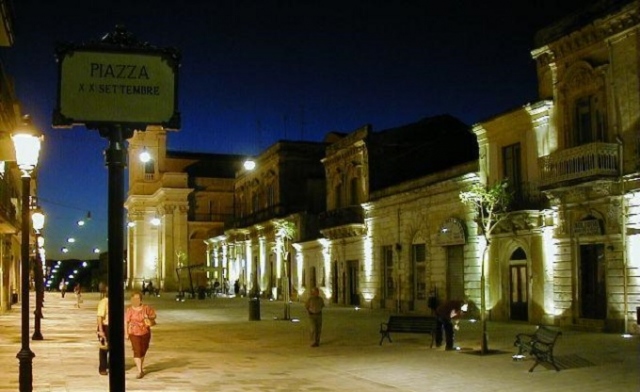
[591,182,612,197]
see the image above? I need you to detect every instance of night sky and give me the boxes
[3,0,591,260]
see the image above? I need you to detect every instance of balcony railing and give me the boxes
[189,213,233,223]
[538,142,619,188]
[318,205,364,230]
[227,204,290,229]
[509,181,547,210]
[0,174,18,232]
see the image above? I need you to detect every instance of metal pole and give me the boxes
[101,125,129,391]
[16,174,34,392]
[32,237,44,341]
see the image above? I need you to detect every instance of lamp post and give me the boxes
[31,209,45,341]
[12,115,42,392]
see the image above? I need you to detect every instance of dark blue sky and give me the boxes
[3,0,589,260]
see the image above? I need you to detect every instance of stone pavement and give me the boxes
[0,292,638,392]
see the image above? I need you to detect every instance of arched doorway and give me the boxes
[509,248,528,321]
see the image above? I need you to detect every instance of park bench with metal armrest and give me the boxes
[514,325,562,372]
[379,315,437,347]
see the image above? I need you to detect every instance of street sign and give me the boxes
[53,35,180,130]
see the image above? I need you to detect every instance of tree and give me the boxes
[459,179,511,354]
[272,219,296,320]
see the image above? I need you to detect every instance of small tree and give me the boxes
[459,179,511,354]
[272,219,296,320]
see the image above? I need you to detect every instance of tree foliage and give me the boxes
[459,179,512,239]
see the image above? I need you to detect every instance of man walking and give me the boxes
[96,285,109,375]
[305,287,325,347]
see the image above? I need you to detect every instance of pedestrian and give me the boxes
[74,283,83,308]
[234,280,240,296]
[125,291,157,379]
[435,299,468,351]
[96,285,109,375]
[213,280,220,296]
[59,279,67,298]
[98,281,107,299]
[305,287,325,347]
[223,279,230,295]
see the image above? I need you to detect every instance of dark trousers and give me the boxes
[309,313,322,344]
[99,324,109,372]
[435,317,455,349]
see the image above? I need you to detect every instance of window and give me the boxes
[350,177,359,205]
[573,93,606,146]
[412,244,427,300]
[335,183,342,209]
[267,184,275,208]
[144,159,155,180]
[502,143,522,201]
[383,245,394,299]
[251,192,259,214]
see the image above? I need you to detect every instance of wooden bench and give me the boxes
[514,325,562,372]
[379,316,437,347]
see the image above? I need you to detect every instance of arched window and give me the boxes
[144,159,155,180]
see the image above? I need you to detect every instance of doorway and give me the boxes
[510,264,528,321]
[347,260,360,306]
[446,246,464,301]
[579,244,606,319]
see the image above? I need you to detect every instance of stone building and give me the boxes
[0,4,29,315]
[125,127,244,292]
[211,140,327,300]
[297,115,479,310]
[472,0,640,332]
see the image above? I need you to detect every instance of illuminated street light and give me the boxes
[139,146,151,163]
[67,237,76,243]
[31,209,46,341]
[61,247,69,253]
[150,217,161,226]
[12,115,42,392]
[243,159,256,171]
[93,248,101,254]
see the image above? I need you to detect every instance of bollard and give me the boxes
[249,298,261,321]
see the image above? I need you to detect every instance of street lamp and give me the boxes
[31,209,45,341]
[12,115,42,392]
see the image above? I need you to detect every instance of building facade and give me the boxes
[212,140,327,300]
[0,2,29,315]
[125,127,243,292]
[472,0,640,332]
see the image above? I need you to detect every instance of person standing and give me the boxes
[59,279,67,298]
[435,299,468,351]
[74,283,82,308]
[96,286,109,375]
[125,291,157,379]
[305,287,325,347]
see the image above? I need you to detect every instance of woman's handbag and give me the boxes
[143,306,156,327]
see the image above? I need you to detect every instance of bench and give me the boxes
[514,325,562,372]
[379,316,437,347]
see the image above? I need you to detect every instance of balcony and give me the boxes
[0,175,18,233]
[538,142,619,188]
[318,206,364,230]
[227,204,290,229]
[189,212,233,223]
[509,181,547,211]
[317,206,366,239]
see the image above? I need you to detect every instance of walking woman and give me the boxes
[125,291,157,379]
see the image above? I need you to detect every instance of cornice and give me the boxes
[534,3,639,65]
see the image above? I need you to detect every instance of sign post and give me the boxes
[53,26,180,391]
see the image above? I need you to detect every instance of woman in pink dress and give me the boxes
[125,291,156,379]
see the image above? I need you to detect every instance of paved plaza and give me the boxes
[0,292,638,391]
